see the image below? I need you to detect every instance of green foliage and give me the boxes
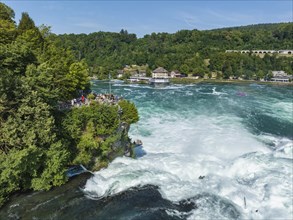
[0,3,15,21]
[0,2,138,208]
[56,23,293,79]
[118,100,139,124]
[73,121,99,165]
[0,19,16,45]
[87,93,95,100]
[100,134,120,157]
[31,141,70,190]
[63,103,120,138]
[0,146,42,202]
[0,3,92,207]
[62,103,119,166]
[18,12,36,31]
[62,100,138,168]
[0,90,56,151]
[67,60,90,95]
[209,52,293,79]
[37,43,90,100]
[16,28,44,54]
[0,3,16,45]
[0,41,37,75]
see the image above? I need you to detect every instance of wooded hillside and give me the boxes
[56,23,293,79]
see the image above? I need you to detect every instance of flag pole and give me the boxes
[109,73,111,94]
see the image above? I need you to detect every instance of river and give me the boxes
[1,81,292,219]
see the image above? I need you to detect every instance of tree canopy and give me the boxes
[56,22,293,79]
[0,3,139,207]
[0,2,141,207]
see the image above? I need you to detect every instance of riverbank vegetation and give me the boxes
[0,3,138,207]
[56,23,293,79]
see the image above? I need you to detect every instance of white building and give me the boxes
[271,71,292,82]
[150,67,169,84]
[117,70,124,78]
[152,67,169,79]
[272,71,287,77]
[170,70,181,78]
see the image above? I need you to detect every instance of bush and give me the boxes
[118,100,139,124]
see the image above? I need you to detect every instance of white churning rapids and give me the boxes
[85,83,293,220]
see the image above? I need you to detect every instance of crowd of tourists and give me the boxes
[71,95,89,107]
[94,93,122,104]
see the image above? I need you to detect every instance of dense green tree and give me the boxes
[62,100,138,168]
[222,61,233,79]
[18,12,36,31]
[118,100,139,124]
[0,40,37,74]
[0,3,15,21]
[0,3,93,206]
[0,3,16,44]
[67,60,90,95]
[256,70,265,80]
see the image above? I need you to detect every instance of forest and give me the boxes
[0,3,138,207]
[55,23,293,79]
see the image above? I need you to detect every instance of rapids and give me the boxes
[1,82,292,219]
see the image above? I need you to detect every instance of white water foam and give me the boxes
[84,84,293,219]
[212,87,228,96]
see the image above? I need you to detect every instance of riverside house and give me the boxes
[117,70,124,78]
[132,69,147,77]
[150,67,169,84]
[271,71,292,82]
[170,70,181,78]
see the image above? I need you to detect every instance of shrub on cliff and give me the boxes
[62,100,138,169]
[62,103,120,166]
[118,100,139,124]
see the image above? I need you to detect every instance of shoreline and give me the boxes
[170,78,293,86]
[91,78,293,86]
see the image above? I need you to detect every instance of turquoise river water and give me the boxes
[1,81,292,219]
